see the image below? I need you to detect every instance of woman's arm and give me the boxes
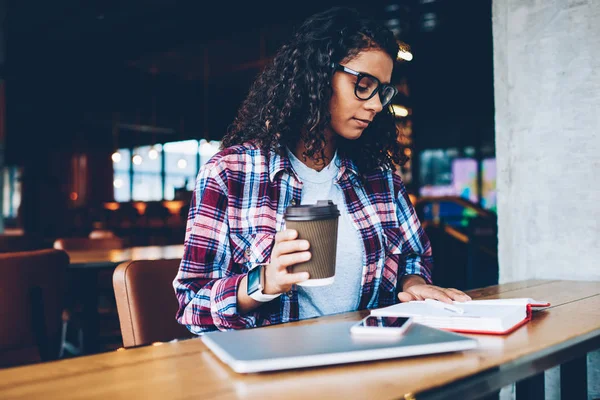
[173,158,264,333]
[173,156,312,333]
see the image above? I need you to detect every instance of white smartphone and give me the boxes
[350,316,414,336]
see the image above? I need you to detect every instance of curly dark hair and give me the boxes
[222,7,408,174]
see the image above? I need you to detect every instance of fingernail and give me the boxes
[302,240,310,249]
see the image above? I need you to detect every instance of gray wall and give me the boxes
[493,0,600,283]
[492,1,600,399]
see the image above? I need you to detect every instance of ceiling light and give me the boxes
[148,148,159,160]
[396,41,413,62]
[397,50,413,61]
[132,154,143,165]
[391,104,409,117]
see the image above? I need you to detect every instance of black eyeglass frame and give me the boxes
[332,63,398,107]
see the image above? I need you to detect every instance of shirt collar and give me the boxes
[337,154,360,181]
[269,148,360,182]
[269,149,294,182]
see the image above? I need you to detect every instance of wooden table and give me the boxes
[1,280,598,400]
[65,244,185,353]
[67,244,185,269]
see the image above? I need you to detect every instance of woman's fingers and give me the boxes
[276,251,311,270]
[420,286,453,303]
[279,271,310,286]
[407,285,452,303]
[274,239,310,256]
[398,284,473,304]
[429,290,454,304]
[397,291,417,302]
[274,229,297,245]
[445,288,472,301]
[265,230,313,293]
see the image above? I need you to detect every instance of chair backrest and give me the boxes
[53,237,125,251]
[0,249,69,368]
[113,259,193,348]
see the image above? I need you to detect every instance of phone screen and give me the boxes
[359,316,411,328]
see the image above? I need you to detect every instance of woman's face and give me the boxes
[328,49,394,141]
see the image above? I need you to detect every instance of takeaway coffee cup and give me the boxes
[284,200,340,286]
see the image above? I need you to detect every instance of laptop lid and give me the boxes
[202,321,478,373]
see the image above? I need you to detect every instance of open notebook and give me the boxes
[370,298,550,335]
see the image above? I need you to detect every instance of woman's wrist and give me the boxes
[400,274,427,291]
[261,264,278,295]
[237,275,262,315]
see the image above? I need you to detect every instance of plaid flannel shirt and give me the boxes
[173,142,433,333]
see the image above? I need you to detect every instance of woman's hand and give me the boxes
[397,275,471,304]
[262,229,311,295]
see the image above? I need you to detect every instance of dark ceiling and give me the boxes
[5,0,495,162]
[9,1,383,79]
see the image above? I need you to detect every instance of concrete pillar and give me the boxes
[493,0,600,282]
[493,1,600,399]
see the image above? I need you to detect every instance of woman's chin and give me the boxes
[338,128,365,140]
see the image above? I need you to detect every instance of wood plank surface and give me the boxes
[0,280,598,400]
[67,245,185,267]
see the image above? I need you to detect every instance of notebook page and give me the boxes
[372,301,520,318]
[371,301,527,332]
[453,298,549,307]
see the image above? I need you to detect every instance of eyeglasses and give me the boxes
[333,64,398,108]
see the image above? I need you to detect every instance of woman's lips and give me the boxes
[352,118,370,128]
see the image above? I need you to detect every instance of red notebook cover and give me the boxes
[442,302,551,335]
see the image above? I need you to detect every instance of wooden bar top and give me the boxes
[0,279,598,399]
[66,244,185,268]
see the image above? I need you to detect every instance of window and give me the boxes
[482,158,496,212]
[2,167,21,219]
[132,145,163,201]
[419,148,459,197]
[113,149,131,202]
[199,139,221,167]
[112,140,221,202]
[164,140,198,200]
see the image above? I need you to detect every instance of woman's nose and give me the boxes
[364,94,383,113]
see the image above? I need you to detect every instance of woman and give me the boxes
[174,7,470,333]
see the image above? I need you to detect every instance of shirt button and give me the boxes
[290,199,297,206]
[286,291,294,298]
[245,247,252,258]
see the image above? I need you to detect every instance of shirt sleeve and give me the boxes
[173,158,263,333]
[392,173,434,284]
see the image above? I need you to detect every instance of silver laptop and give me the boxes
[201,321,478,373]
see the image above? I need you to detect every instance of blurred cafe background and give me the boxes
[1,0,497,359]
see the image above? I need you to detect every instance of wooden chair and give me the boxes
[113,259,193,348]
[0,249,69,368]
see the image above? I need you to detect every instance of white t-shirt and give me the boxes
[286,149,364,319]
